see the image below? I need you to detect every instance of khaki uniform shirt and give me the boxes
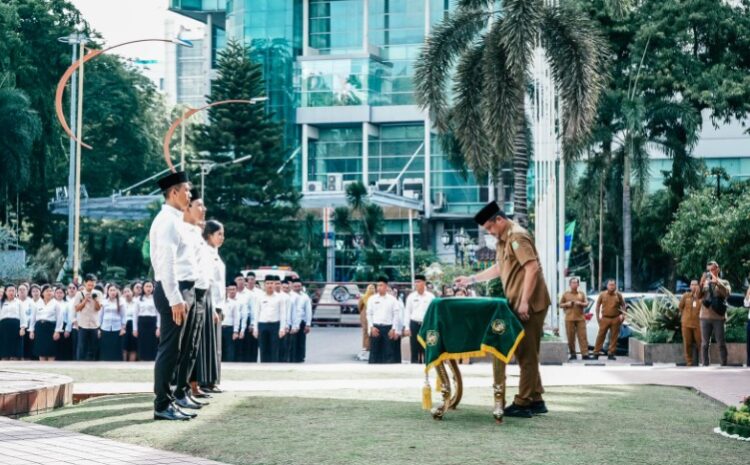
[495,221,551,313]
[678,292,702,329]
[559,290,587,321]
[596,291,624,318]
[700,278,730,321]
[72,290,103,329]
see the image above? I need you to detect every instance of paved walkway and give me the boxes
[0,415,228,465]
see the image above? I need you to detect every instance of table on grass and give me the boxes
[418,297,524,421]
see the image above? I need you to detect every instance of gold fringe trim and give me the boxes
[417,330,526,373]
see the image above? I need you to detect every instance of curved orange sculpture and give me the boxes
[162,99,265,172]
[54,38,192,150]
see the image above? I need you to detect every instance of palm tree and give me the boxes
[0,88,41,197]
[415,0,609,226]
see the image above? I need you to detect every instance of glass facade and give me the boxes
[297,57,391,107]
[308,126,363,183]
[309,0,364,54]
[176,38,207,109]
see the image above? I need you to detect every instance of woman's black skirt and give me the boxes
[99,330,122,361]
[33,321,58,358]
[0,318,23,359]
[121,320,137,352]
[195,293,220,385]
[136,316,158,361]
[23,327,34,360]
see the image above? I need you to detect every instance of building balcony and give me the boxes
[169,0,226,27]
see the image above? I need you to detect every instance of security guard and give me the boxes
[402,274,435,364]
[367,277,402,364]
[593,279,625,360]
[559,277,591,360]
[456,201,551,418]
[150,170,196,421]
[678,279,702,366]
[252,275,287,362]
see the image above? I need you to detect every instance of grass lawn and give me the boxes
[24,385,743,465]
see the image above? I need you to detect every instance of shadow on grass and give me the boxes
[78,394,153,408]
[32,405,151,429]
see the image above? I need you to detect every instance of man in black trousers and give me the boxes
[149,171,198,421]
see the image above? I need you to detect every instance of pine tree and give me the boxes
[194,40,300,275]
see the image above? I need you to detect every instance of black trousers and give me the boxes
[76,328,99,361]
[153,281,195,412]
[258,322,280,363]
[240,323,258,362]
[409,320,424,364]
[290,322,307,363]
[175,288,206,399]
[221,326,236,362]
[279,331,291,363]
[369,324,400,364]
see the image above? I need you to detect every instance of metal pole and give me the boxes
[66,38,78,273]
[180,108,186,170]
[73,40,85,281]
[200,166,205,199]
[408,209,415,286]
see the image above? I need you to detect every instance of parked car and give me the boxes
[312,283,362,326]
[583,292,664,356]
[241,267,298,283]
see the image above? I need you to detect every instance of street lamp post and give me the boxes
[455,227,467,267]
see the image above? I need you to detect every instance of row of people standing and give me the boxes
[220,273,313,363]
[0,276,162,362]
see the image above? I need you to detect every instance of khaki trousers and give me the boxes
[565,320,589,356]
[594,316,621,356]
[359,310,370,350]
[514,308,548,407]
[681,326,700,366]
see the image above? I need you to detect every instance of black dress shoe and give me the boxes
[529,400,548,415]
[193,391,212,399]
[607,355,616,361]
[503,403,533,418]
[568,355,577,361]
[154,405,191,421]
[206,386,223,393]
[582,355,593,360]
[175,396,203,410]
[187,393,209,406]
[172,403,197,418]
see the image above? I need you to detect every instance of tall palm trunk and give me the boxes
[512,112,529,227]
[623,144,633,291]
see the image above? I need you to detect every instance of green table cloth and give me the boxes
[417,297,524,372]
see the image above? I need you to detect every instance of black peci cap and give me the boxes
[415,274,426,282]
[376,276,389,284]
[473,201,506,225]
[266,275,279,282]
[246,272,256,278]
[157,171,189,191]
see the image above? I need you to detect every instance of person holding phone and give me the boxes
[699,260,730,366]
[73,274,103,361]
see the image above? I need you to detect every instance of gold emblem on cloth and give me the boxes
[426,330,439,347]
[491,319,507,335]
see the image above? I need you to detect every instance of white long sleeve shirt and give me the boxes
[253,292,287,327]
[0,299,27,328]
[291,291,313,328]
[221,297,241,332]
[99,298,124,332]
[29,299,64,332]
[187,223,212,290]
[404,291,435,324]
[19,298,36,329]
[123,300,137,324]
[133,296,160,331]
[149,203,198,307]
[207,246,226,309]
[279,291,293,329]
[65,300,76,331]
[366,293,402,333]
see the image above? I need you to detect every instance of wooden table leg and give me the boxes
[492,358,506,423]
[431,362,452,420]
[447,359,463,410]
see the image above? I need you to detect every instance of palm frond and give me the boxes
[362,204,385,246]
[452,39,494,178]
[457,0,495,9]
[499,0,542,78]
[414,8,490,132]
[480,19,524,173]
[541,5,609,145]
[345,181,369,213]
[603,0,634,19]
[332,207,353,235]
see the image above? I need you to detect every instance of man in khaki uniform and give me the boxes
[678,279,702,366]
[456,201,551,418]
[699,260,730,366]
[593,279,625,360]
[559,278,590,360]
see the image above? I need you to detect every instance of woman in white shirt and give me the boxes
[134,281,160,361]
[29,284,64,361]
[0,284,26,360]
[121,286,138,362]
[18,283,35,360]
[98,284,125,361]
[194,220,225,395]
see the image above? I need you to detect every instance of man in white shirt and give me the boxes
[402,274,435,364]
[290,278,313,363]
[149,170,196,421]
[252,275,287,363]
[366,277,402,364]
[234,274,253,362]
[72,274,102,361]
[278,278,293,362]
[221,283,241,362]
[174,188,209,411]
[241,272,263,362]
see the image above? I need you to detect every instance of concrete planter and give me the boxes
[629,338,747,365]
